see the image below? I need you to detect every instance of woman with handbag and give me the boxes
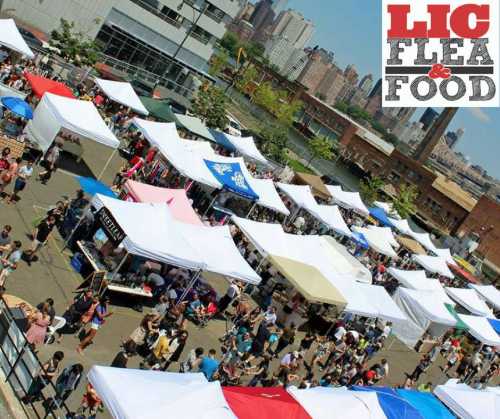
[77,296,112,353]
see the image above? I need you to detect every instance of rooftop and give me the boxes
[432,173,478,212]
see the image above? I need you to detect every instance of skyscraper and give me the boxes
[344,65,359,84]
[368,78,382,98]
[419,108,440,131]
[250,0,276,42]
[270,9,314,49]
[272,0,289,15]
[445,128,465,149]
[358,74,373,95]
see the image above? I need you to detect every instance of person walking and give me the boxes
[0,240,22,286]
[26,305,51,349]
[8,160,33,203]
[25,215,56,264]
[38,143,61,185]
[22,351,64,404]
[54,363,84,405]
[77,296,112,353]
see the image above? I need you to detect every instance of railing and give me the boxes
[129,0,183,29]
[0,298,72,418]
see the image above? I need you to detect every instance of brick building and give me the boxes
[457,196,500,269]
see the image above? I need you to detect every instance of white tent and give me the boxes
[413,255,454,278]
[345,283,407,323]
[445,287,493,317]
[175,113,216,142]
[222,133,269,165]
[326,185,369,216]
[352,227,398,258]
[0,19,34,58]
[95,78,149,115]
[249,178,289,216]
[26,92,120,153]
[387,268,455,305]
[434,379,500,419]
[367,225,400,248]
[433,248,457,266]
[388,218,414,236]
[277,183,349,235]
[93,195,260,284]
[288,386,387,419]
[457,313,500,346]
[392,287,457,347]
[470,284,500,310]
[409,231,439,253]
[88,366,236,419]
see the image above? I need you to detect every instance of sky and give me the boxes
[277,0,500,179]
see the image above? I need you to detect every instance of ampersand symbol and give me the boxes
[428,64,451,79]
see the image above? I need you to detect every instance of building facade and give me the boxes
[269,9,314,49]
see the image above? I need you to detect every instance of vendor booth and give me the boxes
[292,172,331,202]
[215,132,269,165]
[174,113,216,143]
[24,73,75,99]
[352,227,398,258]
[94,78,149,115]
[456,313,500,346]
[409,231,439,254]
[470,284,500,310]
[325,185,369,216]
[0,19,34,58]
[25,93,119,165]
[445,287,493,317]
[89,366,236,419]
[388,218,414,237]
[412,255,454,279]
[395,236,426,255]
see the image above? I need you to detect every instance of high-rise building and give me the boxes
[296,48,334,92]
[445,128,465,149]
[282,48,308,80]
[272,0,289,15]
[269,10,314,49]
[250,0,276,42]
[343,64,359,84]
[316,65,346,103]
[414,108,458,163]
[264,35,296,71]
[368,79,383,98]
[358,74,373,95]
[419,108,440,131]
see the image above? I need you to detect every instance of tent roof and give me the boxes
[369,207,395,228]
[0,19,34,58]
[396,236,426,255]
[470,284,500,310]
[25,73,75,99]
[288,386,386,419]
[398,287,457,326]
[412,255,454,279]
[432,248,457,266]
[223,387,310,419]
[374,201,400,219]
[367,226,399,248]
[124,180,202,225]
[205,160,259,201]
[138,97,177,122]
[293,172,331,201]
[458,313,500,346]
[353,227,398,258]
[77,177,116,198]
[351,386,424,419]
[95,78,149,115]
[445,287,493,317]
[175,113,216,142]
[326,185,369,216]
[30,93,119,152]
[396,390,454,419]
[88,366,236,419]
[315,205,352,237]
[409,231,439,254]
[249,178,289,215]
[220,133,269,165]
[94,195,260,283]
[389,218,414,236]
[434,379,500,419]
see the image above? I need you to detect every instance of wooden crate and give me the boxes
[0,136,25,159]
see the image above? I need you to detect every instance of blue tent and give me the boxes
[204,160,259,201]
[351,386,423,419]
[77,177,116,198]
[488,318,500,334]
[210,129,237,152]
[0,96,33,119]
[396,389,454,419]
[369,207,395,228]
[351,231,370,249]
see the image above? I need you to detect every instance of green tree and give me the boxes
[242,40,265,61]
[275,99,302,127]
[209,50,229,76]
[359,176,385,205]
[259,124,289,164]
[252,81,277,111]
[220,31,239,56]
[49,18,101,66]
[306,136,334,167]
[392,184,418,219]
[235,65,258,92]
[191,84,228,130]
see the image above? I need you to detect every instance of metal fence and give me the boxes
[0,298,71,418]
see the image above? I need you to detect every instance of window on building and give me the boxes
[205,2,226,23]
[389,171,401,183]
[129,0,184,28]
[190,25,212,44]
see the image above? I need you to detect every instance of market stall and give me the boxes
[94,78,149,115]
[352,227,398,258]
[409,231,439,254]
[445,287,493,317]
[24,73,75,99]
[325,185,369,216]
[395,236,426,255]
[456,313,500,346]
[216,133,269,165]
[412,255,454,279]
[388,218,414,237]
[174,113,216,143]
[369,207,395,228]
[470,284,500,310]
[292,172,331,202]
[0,19,34,58]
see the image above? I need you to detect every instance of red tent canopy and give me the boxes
[223,387,311,419]
[448,263,480,284]
[24,72,75,99]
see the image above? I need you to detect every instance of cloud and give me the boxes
[467,108,491,123]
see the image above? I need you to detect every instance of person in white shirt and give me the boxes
[8,160,33,203]
[264,306,277,325]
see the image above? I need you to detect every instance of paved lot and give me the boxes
[0,139,490,417]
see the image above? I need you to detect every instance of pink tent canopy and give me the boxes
[123,180,202,226]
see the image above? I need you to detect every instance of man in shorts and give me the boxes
[0,240,22,286]
[25,215,56,263]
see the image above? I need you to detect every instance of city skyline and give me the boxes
[281,0,500,180]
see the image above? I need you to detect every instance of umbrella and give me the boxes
[0,96,33,119]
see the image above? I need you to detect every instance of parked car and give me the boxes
[226,114,242,137]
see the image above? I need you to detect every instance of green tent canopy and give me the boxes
[138,97,177,122]
[445,304,469,330]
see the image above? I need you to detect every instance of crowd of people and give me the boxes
[0,43,498,419]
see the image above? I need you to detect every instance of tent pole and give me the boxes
[62,202,91,251]
[176,270,202,305]
[202,193,219,217]
[110,251,129,281]
[246,202,257,218]
[97,148,118,181]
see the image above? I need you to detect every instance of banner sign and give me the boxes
[382,0,499,107]
[96,207,126,246]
